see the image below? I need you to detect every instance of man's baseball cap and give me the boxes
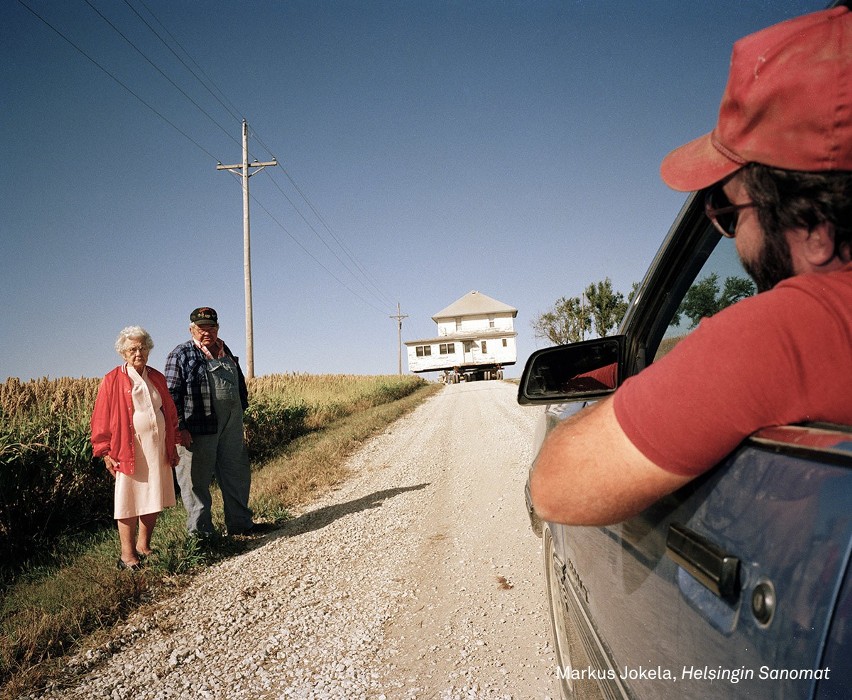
[190,307,218,326]
[661,6,852,192]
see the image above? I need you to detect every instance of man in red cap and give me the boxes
[531,7,852,526]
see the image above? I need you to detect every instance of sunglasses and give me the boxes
[704,185,756,238]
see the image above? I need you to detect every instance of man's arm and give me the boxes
[529,396,692,526]
[164,348,194,446]
[164,348,187,427]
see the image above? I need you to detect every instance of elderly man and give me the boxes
[531,7,852,526]
[166,307,257,536]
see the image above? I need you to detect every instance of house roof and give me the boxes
[432,290,518,321]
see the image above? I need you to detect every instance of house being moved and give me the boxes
[405,290,517,382]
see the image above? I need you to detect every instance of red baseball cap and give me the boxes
[661,6,852,192]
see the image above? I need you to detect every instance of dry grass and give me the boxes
[0,373,440,699]
[251,384,439,510]
[654,334,686,361]
[249,372,424,428]
[0,377,101,428]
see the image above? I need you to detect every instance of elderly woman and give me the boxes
[91,326,181,570]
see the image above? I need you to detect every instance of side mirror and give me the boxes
[517,336,625,405]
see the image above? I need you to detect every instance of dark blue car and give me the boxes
[518,188,852,699]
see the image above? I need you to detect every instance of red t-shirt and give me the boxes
[613,263,852,477]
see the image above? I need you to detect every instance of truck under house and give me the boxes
[405,290,518,382]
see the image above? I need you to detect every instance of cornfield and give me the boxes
[0,372,426,572]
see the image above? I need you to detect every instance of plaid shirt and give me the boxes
[165,339,248,435]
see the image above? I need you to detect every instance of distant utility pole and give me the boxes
[217,119,277,379]
[390,302,408,375]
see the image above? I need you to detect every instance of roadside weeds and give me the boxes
[0,382,442,700]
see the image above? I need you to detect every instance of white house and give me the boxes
[405,290,518,380]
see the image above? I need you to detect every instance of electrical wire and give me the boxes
[260,169,397,313]
[115,0,399,314]
[249,128,397,312]
[80,0,242,151]
[243,185,393,316]
[127,0,245,124]
[16,0,220,162]
[17,0,402,319]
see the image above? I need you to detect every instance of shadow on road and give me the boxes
[274,483,431,539]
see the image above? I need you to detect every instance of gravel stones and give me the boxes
[30,382,554,699]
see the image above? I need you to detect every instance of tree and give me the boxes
[627,281,640,305]
[532,278,638,345]
[672,273,756,329]
[531,295,591,345]
[584,278,628,338]
[720,275,756,308]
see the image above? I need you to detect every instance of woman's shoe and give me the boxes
[117,557,143,571]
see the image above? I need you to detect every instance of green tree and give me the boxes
[672,273,756,328]
[628,281,640,305]
[584,278,628,338]
[531,295,591,344]
[720,275,756,308]
[532,278,638,345]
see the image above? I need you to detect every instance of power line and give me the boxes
[249,191,393,316]
[246,127,397,312]
[126,0,245,124]
[102,0,398,314]
[16,0,221,162]
[18,0,401,320]
[281,168,397,309]
[80,0,242,151]
[259,168,397,313]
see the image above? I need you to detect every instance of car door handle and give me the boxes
[666,523,740,599]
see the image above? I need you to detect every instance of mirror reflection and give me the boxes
[518,337,623,405]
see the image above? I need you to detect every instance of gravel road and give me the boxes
[34,381,556,700]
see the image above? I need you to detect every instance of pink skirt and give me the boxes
[114,366,176,518]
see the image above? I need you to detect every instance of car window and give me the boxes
[653,236,754,362]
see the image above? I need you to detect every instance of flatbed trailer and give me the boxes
[441,364,505,383]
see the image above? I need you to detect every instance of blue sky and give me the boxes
[1,0,825,381]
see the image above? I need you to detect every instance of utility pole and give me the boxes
[217,119,277,379]
[390,302,408,375]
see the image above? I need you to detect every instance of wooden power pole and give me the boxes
[390,302,408,375]
[217,120,277,379]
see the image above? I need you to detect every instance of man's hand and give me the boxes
[530,396,691,526]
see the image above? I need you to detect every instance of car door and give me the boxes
[545,193,852,699]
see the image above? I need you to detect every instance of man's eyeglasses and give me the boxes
[704,185,756,238]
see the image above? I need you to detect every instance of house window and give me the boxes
[489,316,495,328]
[481,341,488,353]
[439,343,455,355]
[502,339,507,347]
[455,318,462,331]
[464,341,474,352]
[416,345,432,357]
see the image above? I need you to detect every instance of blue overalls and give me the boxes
[176,356,253,534]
